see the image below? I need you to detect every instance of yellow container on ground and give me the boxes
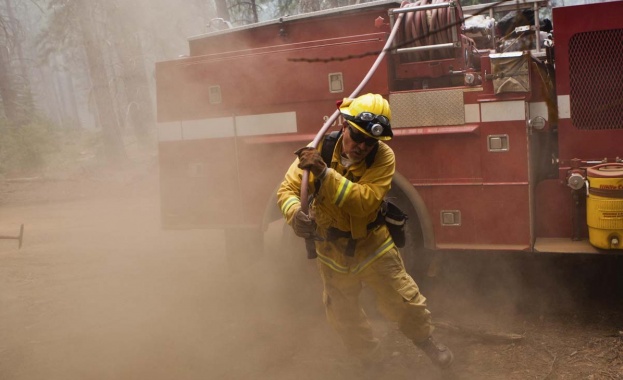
[586,164,623,250]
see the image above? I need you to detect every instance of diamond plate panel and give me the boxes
[389,90,465,128]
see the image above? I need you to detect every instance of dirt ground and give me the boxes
[1,167,622,380]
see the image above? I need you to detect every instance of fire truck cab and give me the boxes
[155,0,623,265]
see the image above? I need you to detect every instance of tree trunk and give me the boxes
[298,0,321,14]
[0,45,19,125]
[4,0,34,116]
[106,3,155,144]
[250,0,258,23]
[215,0,231,21]
[123,34,156,143]
[77,9,126,164]
[114,23,155,141]
[53,54,81,129]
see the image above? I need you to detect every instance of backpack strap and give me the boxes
[365,143,378,168]
[320,130,341,167]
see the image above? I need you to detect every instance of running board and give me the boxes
[534,238,601,254]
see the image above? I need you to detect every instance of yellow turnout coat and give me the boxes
[277,135,396,273]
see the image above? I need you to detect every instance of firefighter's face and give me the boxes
[342,123,377,162]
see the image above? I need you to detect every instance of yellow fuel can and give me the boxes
[586,163,623,249]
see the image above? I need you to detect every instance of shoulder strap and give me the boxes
[365,144,378,168]
[320,131,341,166]
[320,130,378,168]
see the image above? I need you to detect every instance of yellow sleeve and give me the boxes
[277,151,322,225]
[277,159,303,225]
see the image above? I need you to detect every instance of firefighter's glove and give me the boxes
[295,147,327,179]
[292,208,317,239]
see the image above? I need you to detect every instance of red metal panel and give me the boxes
[534,178,582,238]
[392,130,482,184]
[558,119,623,162]
[393,120,529,184]
[567,29,623,130]
[417,184,531,247]
[188,4,398,56]
[553,1,623,95]
[391,115,531,247]
[157,34,389,131]
[553,2,623,163]
[479,121,529,183]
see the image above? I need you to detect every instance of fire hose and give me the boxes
[299,9,406,259]
[402,0,460,61]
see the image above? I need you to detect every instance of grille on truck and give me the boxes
[569,28,623,130]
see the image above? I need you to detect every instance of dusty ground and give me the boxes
[1,167,622,380]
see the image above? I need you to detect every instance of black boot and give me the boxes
[415,336,454,369]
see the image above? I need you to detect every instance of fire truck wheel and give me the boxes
[385,188,435,285]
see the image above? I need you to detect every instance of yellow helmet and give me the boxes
[339,93,392,141]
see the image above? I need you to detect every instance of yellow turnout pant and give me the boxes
[317,247,433,359]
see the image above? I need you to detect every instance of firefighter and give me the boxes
[277,93,454,369]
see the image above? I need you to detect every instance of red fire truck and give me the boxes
[155,0,623,271]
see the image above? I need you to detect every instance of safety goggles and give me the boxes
[343,112,390,130]
[348,125,378,147]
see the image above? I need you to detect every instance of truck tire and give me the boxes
[385,186,433,282]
